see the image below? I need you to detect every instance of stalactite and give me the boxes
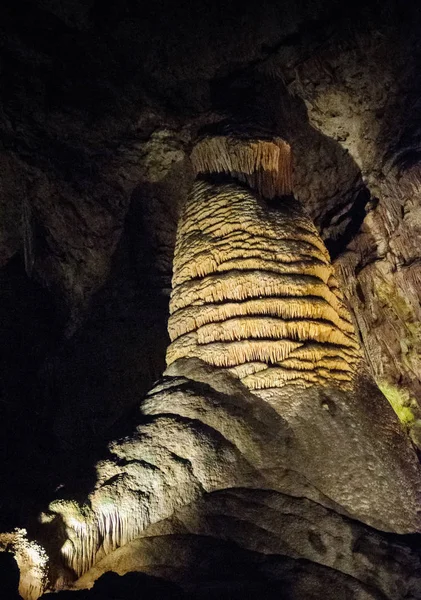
[191,135,292,198]
[47,499,149,582]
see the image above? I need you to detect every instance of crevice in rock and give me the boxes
[322,186,371,260]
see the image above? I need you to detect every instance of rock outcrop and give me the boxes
[3,358,421,599]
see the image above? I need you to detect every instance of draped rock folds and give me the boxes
[190,121,293,200]
[7,359,420,599]
[167,179,362,391]
[191,136,292,198]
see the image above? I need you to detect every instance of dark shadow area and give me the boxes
[377,3,421,175]
[0,255,63,531]
[0,552,21,599]
[29,184,173,500]
[0,177,175,532]
[321,186,371,260]
[40,572,188,599]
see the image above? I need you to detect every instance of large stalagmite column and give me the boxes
[168,129,361,390]
[167,125,421,531]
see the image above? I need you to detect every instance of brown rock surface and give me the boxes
[1,1,421,598]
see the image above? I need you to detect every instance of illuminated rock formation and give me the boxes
[166,129,421,533]
[1,130,421,600]
[4,359,421,600]
[190,129,292,199]
[167,180,360,390]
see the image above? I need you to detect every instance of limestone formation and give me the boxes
[191,134,292,198]
[2,358,421,599]
[167,179,361,390]
[2,3,421,599]
[167,131,421,535]
[2,127,421,600]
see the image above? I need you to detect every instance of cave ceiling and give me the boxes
[1,0,421,526]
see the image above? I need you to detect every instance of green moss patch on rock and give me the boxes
[378,380,421,451]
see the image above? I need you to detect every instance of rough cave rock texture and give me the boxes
[165,134,421,533]
[167,179,361,389]
[1,0,421,458]
[1,1,421,599]
[3,359,421,599]
[70,487,421,600]
[4,130,421,600]
[282,16,421,436]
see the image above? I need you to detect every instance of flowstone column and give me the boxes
[1,125,421,600]
[167,125,421,531]
[167,172,361,390]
